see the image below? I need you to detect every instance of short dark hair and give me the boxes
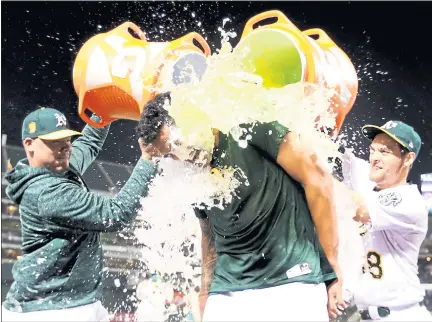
[136,92,174,144]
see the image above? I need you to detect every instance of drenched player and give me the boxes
[137,93,348,321]
[342,120,431,321]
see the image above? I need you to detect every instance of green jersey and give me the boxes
[3,118,157,313]
[196,122,336,294]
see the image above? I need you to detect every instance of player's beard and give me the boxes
[369,166,385,183]
[369,162,405,190]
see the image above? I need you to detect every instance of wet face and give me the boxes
[157,124,175,156]
[24,137,72,173]
[164,125,212,167]
[368,133,415,189]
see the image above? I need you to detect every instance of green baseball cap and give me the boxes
[361,120,422,156]
[22,107,82,141]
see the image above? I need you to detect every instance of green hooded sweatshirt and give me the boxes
[3,119,157,313]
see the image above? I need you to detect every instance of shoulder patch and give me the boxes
[378,191,402,207]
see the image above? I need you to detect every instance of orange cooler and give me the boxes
[235,10,358,136]
[72,22,210,128]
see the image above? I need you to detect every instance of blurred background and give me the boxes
[2,1,431,320]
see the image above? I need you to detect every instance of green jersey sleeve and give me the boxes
[70,115,110,175]
[38,159,157,232]
[245,121,290,161]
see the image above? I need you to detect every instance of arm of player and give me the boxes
[353,189,427,232]
[38,158,157,232]
[332,178,371,222]
[340,149,375,193]
[246,122,345,317]
[247,122,339,266]
[277,132,339,266]
[70,115,111,175]
[198,217,217,319]
[276,132,346,318]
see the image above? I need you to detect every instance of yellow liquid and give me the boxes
[133,34,358,321]
[166,36,342,165]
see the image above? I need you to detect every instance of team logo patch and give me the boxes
[28,121,37,134]
[378,191,402,207]
[55,113,67,128]
[286,263,312,279]
[382,121,398,130]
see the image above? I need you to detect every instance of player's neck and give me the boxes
[375,178,408,191]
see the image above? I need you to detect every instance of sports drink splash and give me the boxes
[73,11,361,322]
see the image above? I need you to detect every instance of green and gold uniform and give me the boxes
[3,115,156,313]
[195,121,336,294]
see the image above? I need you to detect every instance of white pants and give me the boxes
[360,303,432,321]
[203,282,329,322]
[2,301,110,322]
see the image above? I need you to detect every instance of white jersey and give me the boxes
[342,151,429,308]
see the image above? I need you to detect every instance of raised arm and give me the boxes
[341,149,375,193]
[38,138,168,233]
[70,115,111,175]
[352,187,427,233]
[38,158,156,232]
[198,217,217,319]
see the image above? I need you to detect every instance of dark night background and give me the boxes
[1,1,431,184]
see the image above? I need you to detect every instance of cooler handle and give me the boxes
[241,10,298,37]
[187,32,211,56]
[113,22,147,42]
[79,108,115,128]
[78,95,116,128]
[303,28,335,46]
[171,32,211,56]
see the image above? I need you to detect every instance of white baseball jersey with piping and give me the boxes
[342,150,428,309]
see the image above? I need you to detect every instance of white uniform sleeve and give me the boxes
[341,150,376,194]
[366,187,428,232]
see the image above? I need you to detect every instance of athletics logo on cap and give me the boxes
[55,113,67,128]
[361,120,422,156]
[381,121,398,130]
[22,107,82,141]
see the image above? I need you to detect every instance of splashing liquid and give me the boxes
[166,35,341,165]
[134,158,247,321]
[134,32,363,321]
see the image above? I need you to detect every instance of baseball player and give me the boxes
[137,93,348,321]
[341,120,431,321]
[1,107,169,321]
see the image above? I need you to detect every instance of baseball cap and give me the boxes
[361,120,422,156]
[22,107,82,141]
